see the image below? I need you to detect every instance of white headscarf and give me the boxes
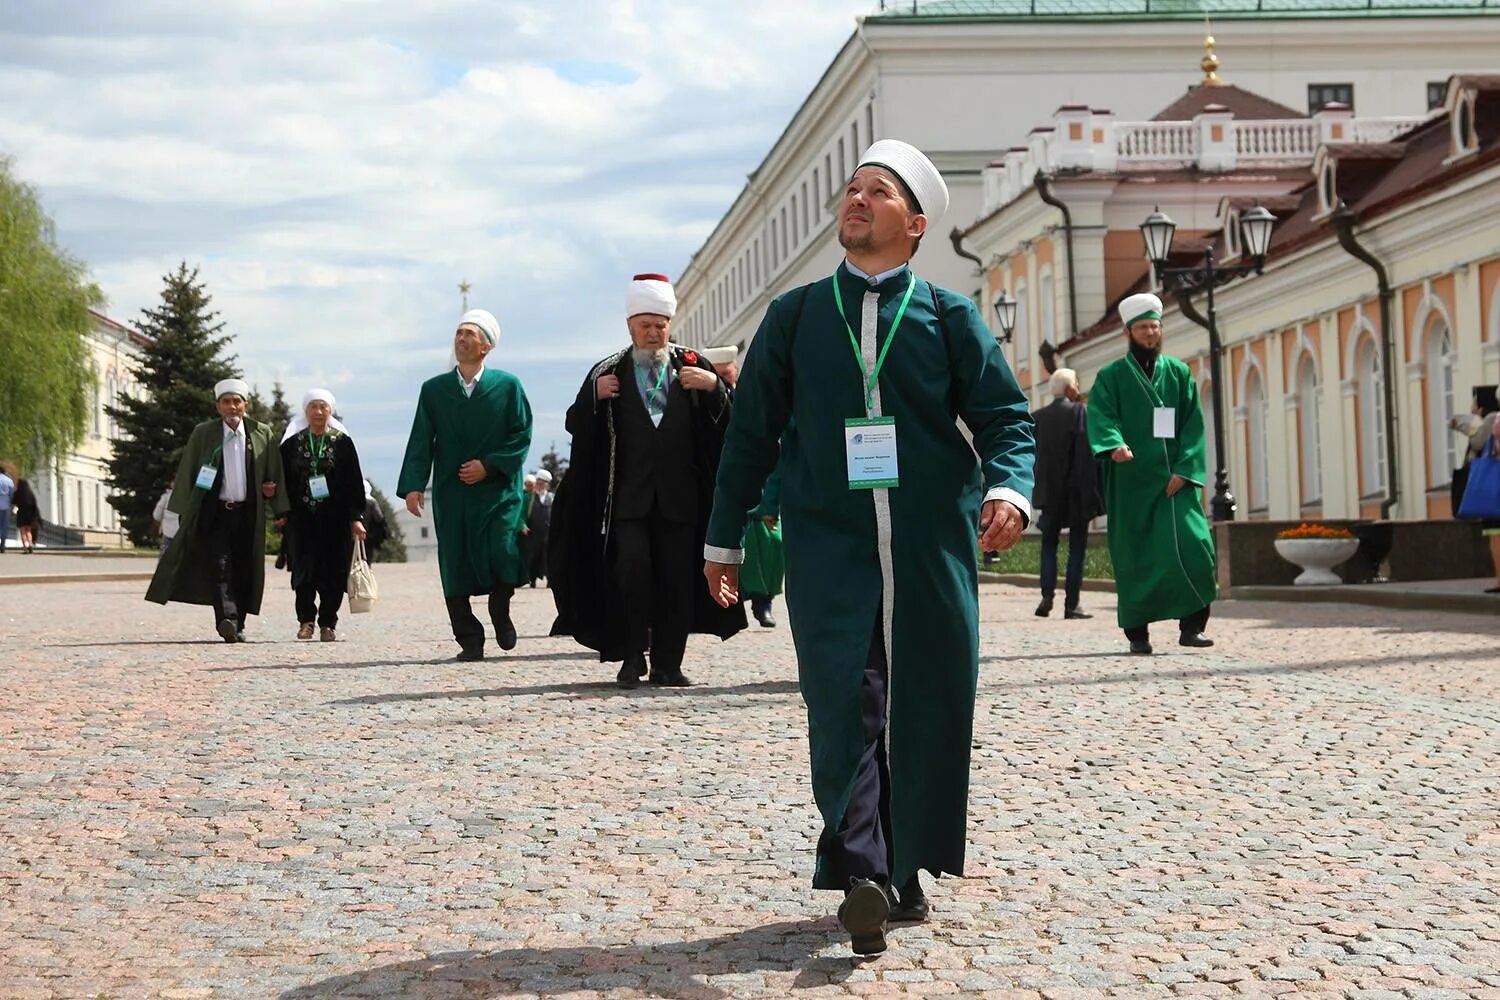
[281,387,350,443]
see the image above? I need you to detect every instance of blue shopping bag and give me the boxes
[1457,439,1500,520]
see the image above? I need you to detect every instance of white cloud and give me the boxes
[0,0,860,489]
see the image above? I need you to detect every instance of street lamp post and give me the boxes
[1138,205,1276,523]
[992,290,1017,344]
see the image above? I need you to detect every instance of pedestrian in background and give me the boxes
[1451,384,1500,591]
[1031,367,1099,620]
[13,477,41,553]
[0,465,13,554]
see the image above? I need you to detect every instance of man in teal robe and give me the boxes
[704,140,1035,955]
[1086,292,1217,655]
[398,309,533,661]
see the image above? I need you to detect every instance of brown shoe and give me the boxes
[297,622,315,641]
[319,627,337,642]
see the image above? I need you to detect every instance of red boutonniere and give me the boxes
[683,351,698,364]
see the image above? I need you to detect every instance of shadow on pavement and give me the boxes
[48,639,240,647]
[328,678,801,706]
[206,651,599,672]
[978,646,1492,691]
[1210,599,1500,635]
[279,918,852,999]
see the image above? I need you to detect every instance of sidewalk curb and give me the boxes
[1231,584,1499,615]
[979,573,1116,592]
[0,573,154,586]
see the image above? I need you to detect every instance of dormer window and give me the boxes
[1222,208,1241,261]
[1318,158,1337,215]
[1452,89,1478,158]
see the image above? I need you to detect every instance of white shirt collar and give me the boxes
[222,420,244,438]
[843,259,911,287]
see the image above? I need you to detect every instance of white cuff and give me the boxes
[984,486,1032,524]
[704,544,744,565]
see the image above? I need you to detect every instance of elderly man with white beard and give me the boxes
[549,274,746,688]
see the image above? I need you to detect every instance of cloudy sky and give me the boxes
[0,0,864,490]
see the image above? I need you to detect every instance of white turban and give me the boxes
[856,139,949,227]
[281,387,350,443]
[627,273,677,319]
[1119,293,1164,329]
[458,308,500,346]
[214,378,250,400]
[703,346,739,365]
[535,469,553,483]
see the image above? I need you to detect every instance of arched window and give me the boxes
[1424,315,1457,486]
[1245,365,1269,511]
[1356,337,1387,495]
[1297,356,1322,505]
[1011,282,1029,369]
[1038,272,1055,346]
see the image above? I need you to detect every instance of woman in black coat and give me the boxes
[279,390,366,640]
[13,478,41,553]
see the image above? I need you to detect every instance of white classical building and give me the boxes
[20,310,148,546]
[392,491,439,563]
[674,0,1500,357]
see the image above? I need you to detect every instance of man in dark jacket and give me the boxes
[549,274,745,688]
[1031,368,1099,619]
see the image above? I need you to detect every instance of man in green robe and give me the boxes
[703,139,1035,956]
[739,465,784,628]
[398,309,533,662]
[147,377,290,642]
[1086,292,1218,655]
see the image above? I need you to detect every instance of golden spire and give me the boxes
[1201,18,1223,87]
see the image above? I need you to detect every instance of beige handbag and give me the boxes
[347,539,378,613]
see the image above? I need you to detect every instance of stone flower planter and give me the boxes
[1273,537,1360,585]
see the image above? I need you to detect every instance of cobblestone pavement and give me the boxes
[2,564,1498,999]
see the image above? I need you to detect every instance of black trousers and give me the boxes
[296,581,344,629]
[611,510,695,675]
[818,611,893,888]
[446,590,514,649]
[1124,604,1212,642]
[528,526,549,584]
[200,500,255,629]
[1038,507,1089,609]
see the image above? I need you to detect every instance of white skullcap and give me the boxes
[626,273,677,319]
[1119,293,1163,329]
[302,387,336,413]
[524,473,536,482]
[535,469,553,483]
[703,346,739,365]
[214,378,250,400]
[856,139,949,227]
[1050,368,1078,396]
[457,308,500,346]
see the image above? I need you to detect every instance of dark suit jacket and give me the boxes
[1031,396,1101,523]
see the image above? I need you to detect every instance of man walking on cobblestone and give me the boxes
[397,309,533,662]
[1087,292,1217,655]
[703,140,1035,955]
[146,378,289,642]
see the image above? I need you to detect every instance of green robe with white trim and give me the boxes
[706,265,1035,889]
[1086,352,1218,629]
[397,367,533,598]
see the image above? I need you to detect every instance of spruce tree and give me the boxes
[106,263,236,546]
[540,441,569,489]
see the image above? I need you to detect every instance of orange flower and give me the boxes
[1276,522,1355,540]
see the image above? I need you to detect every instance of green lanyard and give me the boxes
[635,360,670,415]
[206,444,223,468]
[309,432,328,476]
[832,269,917,412]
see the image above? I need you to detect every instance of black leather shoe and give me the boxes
[886,874,930,923]
[1034,599,1053,618]
[838,879,889,956]
[455,644,484,662]
[1128,638,1153,655]
[496,624,518,651]
[754,606,777,628]
[1064,606,1092,620]
[217,619,238,644]
[649,671,692,688]
[1179,633,1215,648]
[618,654,646,688]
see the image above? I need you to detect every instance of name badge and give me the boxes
[194,465,217,490]
[846,417,899,489]
[308,475,330,501]
[1153,407,1176,439]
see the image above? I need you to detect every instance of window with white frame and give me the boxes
[1424,315,1457,485]
[1356,337,1387,495]
[1297,355,1322,505]
[1012,282,1029,368]
[1245,365,1270,511]
[1038,273,1055,346]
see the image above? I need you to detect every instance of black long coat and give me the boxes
[549,346,746,661]
[1031,396,1103,524]
[280,430,365,594]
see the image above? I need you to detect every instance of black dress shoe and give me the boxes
[455,644,484,662]
[217,619,239,644]
[649,671,692,687]
[1034,599,1053,618]
[755,607,777,628]
[1128,638,1153,655]
[837,879,889,955]
[496,624,518,651]
[1179,633,1215,648]
[617,654,646,688]
[886,874,930,923]
[1064,606,1092,620]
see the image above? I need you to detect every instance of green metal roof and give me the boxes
[869,0,1495,21]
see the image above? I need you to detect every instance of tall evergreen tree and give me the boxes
[0,156,103,472]
[540,441,568,488]
[106,263,236,546]
[246,380,293,437]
